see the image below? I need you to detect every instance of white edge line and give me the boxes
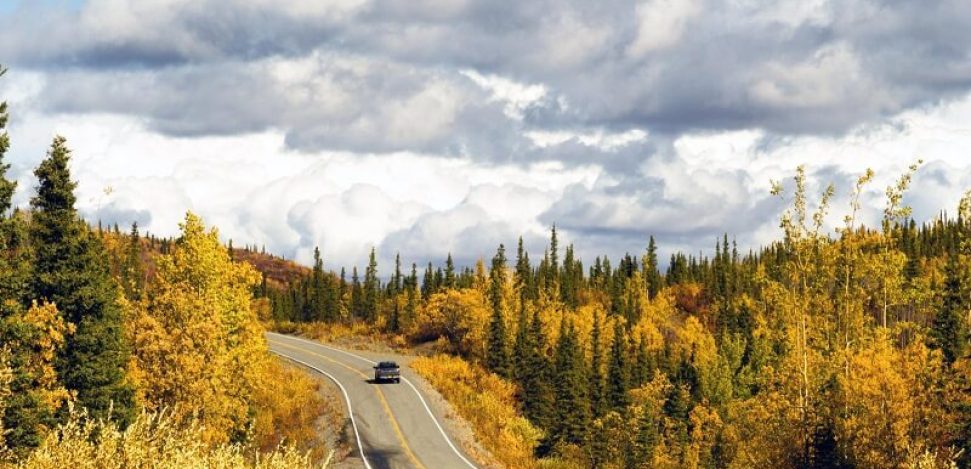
[267,332,479,469]
[269,349,373,469]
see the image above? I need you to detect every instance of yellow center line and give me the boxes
[269,339,428,469]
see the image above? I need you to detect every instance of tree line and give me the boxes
[264,166,971,468]
[0,67,327,466]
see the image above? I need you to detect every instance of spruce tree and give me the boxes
[607,321,630,410]
[121,222,145,302]
[487,244,510,378]
[311,246,325,320]
[422,262,434,297]
[930,255,968,364]
[515,236,532,303]
[350,267,363,319]
[521,308,553,431]
[644,235,662,299]
[0,70,13,217]
[589,311,607,419]
[548,320,590,450]
[363,248,379,322]
[0,72,57,453]
[444,253,456,288]
[30,136,135,425]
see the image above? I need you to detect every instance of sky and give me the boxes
[1,0,971,272]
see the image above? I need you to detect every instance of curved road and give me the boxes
[266,332,480,469]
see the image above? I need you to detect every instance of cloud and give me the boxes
[7,0,971,144]
[2,0,971,272]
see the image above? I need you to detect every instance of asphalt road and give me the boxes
[266,332,480,469]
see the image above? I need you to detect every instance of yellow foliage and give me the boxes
[8,410,324,469]
[0,347,11,457]
[250,360,329,458]
[129,212,268,444]
[3,302,73,412]
[407,289,490,358]
[411,354,542,469]
[834,331,949,468]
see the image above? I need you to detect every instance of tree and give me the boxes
[444,253,456,289]
[0,66,14,217]
[607,321,630,410]
[129,213,266,444]
[520,308,554,433]
[930,255,967,365]
[644,235,662,300]
[589,310,607,419]
[121,222,146,302]
[0,302,72,454]
[363,248,379,322]
[486,244,510,378]
[30,136,135,426]
[548,320,590,451]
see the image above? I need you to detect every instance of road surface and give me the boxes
[266,332,480,469]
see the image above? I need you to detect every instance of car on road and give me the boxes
[374,361,401,383]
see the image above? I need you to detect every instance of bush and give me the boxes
[7,409,327,469]
[411,355,542,469]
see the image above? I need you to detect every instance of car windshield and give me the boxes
[378,361,398,368]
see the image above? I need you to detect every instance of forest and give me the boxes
[263,164,971,469]
[0,69,332,467]
[3,62,971,469]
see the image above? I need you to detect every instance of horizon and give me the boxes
[1,0,970,275]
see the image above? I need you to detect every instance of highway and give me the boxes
[266,332,480,469]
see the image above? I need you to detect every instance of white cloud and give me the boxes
[627,0,702,56]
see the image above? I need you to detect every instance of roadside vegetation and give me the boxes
[0,66,331,467]
[261,161,971,468]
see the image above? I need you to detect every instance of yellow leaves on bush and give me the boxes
[408,289,490,358]
[11,409,321,469]
[834,331,950,468]
[130,212,268,445]
[411,354,542,469]
[3,302,73,413]
[250,360,329,458]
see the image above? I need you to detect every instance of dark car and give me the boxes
[373,361,401,383]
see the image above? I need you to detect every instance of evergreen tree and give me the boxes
[589,311,607,419]
[392,252,402,295]
[363,248,379,321]
[311,246,325,320]
[515,236,532,304]
[521,308,553,432]
[607,321,629,410]
[444,253,456,288]
[121,222,145,302]
[547,225,560,298]
[486,244,510,378]
[930,255,968,364]
[351,267,363,319]
[643,235,662,300]
[30,136,135,425]
[0,70,13,217]
[422,262,434,298]
[548,320,590,450]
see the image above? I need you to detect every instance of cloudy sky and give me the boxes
[2,0,970,272]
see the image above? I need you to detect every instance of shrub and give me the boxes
[411,354,542,469]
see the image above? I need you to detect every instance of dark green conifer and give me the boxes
[930,255,968,364]
[607,321,629,410]
[589,311,607,419]
[30,136,135,426]
[363,248,379,321]
[486,244,510,378]
[548,320,590,450]
[444,253,456,288]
